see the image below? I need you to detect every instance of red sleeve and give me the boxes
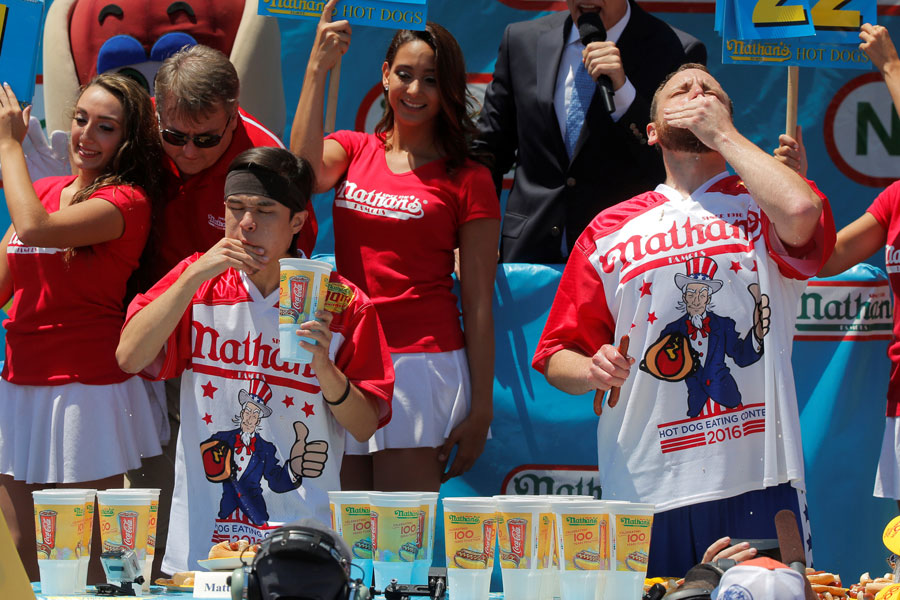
[324,130,369,161]
[123,255,200,381]
[458,162,501,225]
[93,184,151,240]
[532,244,616,374]
[760,178,835,280]
[867,180,900,229]
[329,276,394,428]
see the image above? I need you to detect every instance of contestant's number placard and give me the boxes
[733,0,874,43]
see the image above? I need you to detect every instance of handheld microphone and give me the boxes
[774,509,817,600]
[577,13,616,114]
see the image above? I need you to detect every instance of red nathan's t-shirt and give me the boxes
[325,131,500,352]
[867,179,900,416]
[151,107,318,281]
[3,176,151,384]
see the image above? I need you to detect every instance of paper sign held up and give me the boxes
[0,0,45,105]
[258,0,427,31]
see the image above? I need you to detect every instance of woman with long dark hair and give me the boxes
[0,73,164,581]
[292,1,499,492]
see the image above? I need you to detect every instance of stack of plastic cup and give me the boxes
[278,258,332,363]
[32,489,87,595]
[442,497,497,600]
[328,491,374,586]
[369,492,421,588]
[605,502,655,599]
[494,495,551,599]
[549,497,610,600]
[128,488,161,592]
[96,489,154,587]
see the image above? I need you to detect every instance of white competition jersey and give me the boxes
[535,172,832,512]
[126,256,393,573]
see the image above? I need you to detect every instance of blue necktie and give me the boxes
[565,59,595,159]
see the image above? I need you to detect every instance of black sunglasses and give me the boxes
[159,112,233,148]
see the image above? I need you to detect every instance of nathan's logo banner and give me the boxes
[794,279,892,340]
[258,0,426,30]
[500,465,602,498]
[719,0,876,69]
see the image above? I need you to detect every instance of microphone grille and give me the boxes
[577,12,607,44]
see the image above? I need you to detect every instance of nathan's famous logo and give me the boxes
[565,516,598,526]
[191,322,318,379]
[619,516,651,528]
[795,283,892,340]
[597,214,759,276]
[394,509,419,519]
[345,506,369,515]
[448,514,481,525]
[335,180,425,220]
[725,39,792,62]
[501,466,601,498]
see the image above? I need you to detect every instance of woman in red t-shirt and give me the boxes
[0,74,165,581]
[292,1,500,492]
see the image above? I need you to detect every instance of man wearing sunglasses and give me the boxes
[149,44,318,283]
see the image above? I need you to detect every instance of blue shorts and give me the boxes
[645,482,813,578]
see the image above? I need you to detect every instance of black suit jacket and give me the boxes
[476,4,699,263]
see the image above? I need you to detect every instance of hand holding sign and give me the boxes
[311,0,352,133]
[0,83,30,146]
[859,23,899,74]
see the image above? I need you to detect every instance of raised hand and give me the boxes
[0,83,29,146]
[309,0,352,74]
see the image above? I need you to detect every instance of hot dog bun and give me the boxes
[208,540,260,559]
[453,548,487,569]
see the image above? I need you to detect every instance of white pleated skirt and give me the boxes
[875,416,900,499]
[345,349,472,454]
[0,376,164,484]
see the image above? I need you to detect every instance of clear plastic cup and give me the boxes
[605,502,654,600]
[494,496,551,600]
[32,489,87,595]
[278,258,331,364]
[549,498,610,600]
[96,489,153,587]
[442,497,497,600]
[328,491,374,587]
[369,492,421,588]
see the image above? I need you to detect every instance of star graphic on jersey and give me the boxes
[647,312,658,324]
[202,413,213,425]
[302,402,315,418]
[729,261,742,273]
[283,395,294,408]
[639,281,652,297]
[201,381,217,399]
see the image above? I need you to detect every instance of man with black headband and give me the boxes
[117,147,394,574]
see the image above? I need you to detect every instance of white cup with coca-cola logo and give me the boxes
[32,490,88,595]
[493,496,551,600]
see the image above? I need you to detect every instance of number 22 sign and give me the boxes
[723,0,874,43]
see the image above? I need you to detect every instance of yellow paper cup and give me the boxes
[549,498,611,600]
[606,501,655,600]
[442,497,497,600]
[494,496,551,600]
[328,491,373,585]
[33,490,86,595]
[369,492,421,588]
[389,491,439,585]
[96,488,153,588]
[278,258,331,364]
[128,487,160,591]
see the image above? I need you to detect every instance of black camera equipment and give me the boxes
[229,520,370,600]
[376,568,447,600]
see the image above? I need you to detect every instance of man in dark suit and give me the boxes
[476,0,703,263]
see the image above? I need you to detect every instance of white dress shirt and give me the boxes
[554,3,636,141]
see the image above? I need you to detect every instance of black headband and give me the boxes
[224,166,304,212]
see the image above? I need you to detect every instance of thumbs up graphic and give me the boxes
[289,421,329,479]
